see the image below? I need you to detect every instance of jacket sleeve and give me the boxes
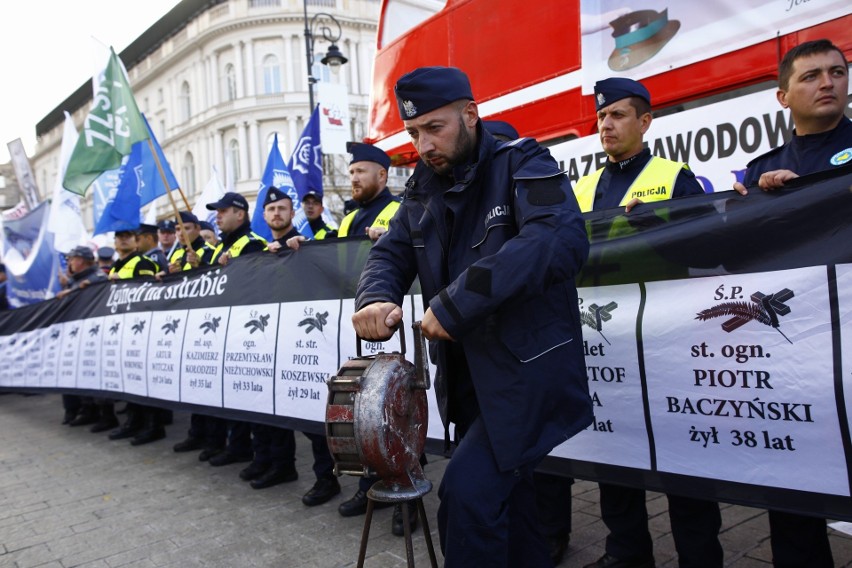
[354,203,420,310]
[430,143,590,339]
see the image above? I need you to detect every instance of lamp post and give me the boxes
[303,2,348,112]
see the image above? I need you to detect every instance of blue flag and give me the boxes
[251,133,298,241]
[287,107,323,237]
[94,115,177,235]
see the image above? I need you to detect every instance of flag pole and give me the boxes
[146,138,192,250]
[175,186,192,211]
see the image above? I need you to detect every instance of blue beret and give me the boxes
[594,78,651,111]
[347,142,391,170]
[206,191,249,212]
[483,120,519,140]
[394,66,473,120]
[179,211,199,225]
[263,186,292,208]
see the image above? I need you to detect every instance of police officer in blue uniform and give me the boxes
[577,78,719,568]
[733,38,848,568]
[337,143,401,238]
[352,66,592,567]
[204,192,267,466]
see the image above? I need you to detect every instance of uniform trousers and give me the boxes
[251,427,335,477]
[534,472,573,538]
[437,417,552,568]
[768,511,833,567]
[188,414,226,449]
[599,483,722,567]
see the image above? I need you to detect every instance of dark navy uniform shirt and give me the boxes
[743,117,852,186]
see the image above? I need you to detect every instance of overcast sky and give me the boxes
[0,0,182,164]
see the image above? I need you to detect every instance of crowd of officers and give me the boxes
[56,141,414,538]
[50,38,849,567]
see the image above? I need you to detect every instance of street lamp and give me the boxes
[303,3,348,112]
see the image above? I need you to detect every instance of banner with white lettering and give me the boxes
[2,169,852,519]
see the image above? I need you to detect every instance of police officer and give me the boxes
[302,191,337,239]
[353,66,591,567]
[576,78,719,568]
[168,211,216,272]
[96,246,115,275]
[158,219,178,259]
[482,119,575,566]
[338,143,401,238]
[136,223,168,274]
[732,38,848,568]
[59,245,109,429]
[199,221,218,247]
[169,211,226,460]
[107,229,164,444]
[205,192,267,466]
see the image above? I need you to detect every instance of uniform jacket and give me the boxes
[355,126,592,472]
[212,221,267,262]
[743,117,852,186]
[338,188,401,237]
[67,265,107,291]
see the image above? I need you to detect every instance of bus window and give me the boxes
[380,0,448,47]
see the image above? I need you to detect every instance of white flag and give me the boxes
[48,112,90,253]
[192,166,226,230]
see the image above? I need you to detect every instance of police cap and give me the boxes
[157,219,176,232]
[178,211,199,225]
[347,142,391,170]
[206,191,249,212]
[394,66,473,120]
[199,221,215,232]
[593,78,651,111]
[263,186,292,208]
[302,190,323,203]
[137,223,159,236]
[66,245,95,261]
[97,246,115,261]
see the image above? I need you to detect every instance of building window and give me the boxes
[249,0,281,6]
[225,64,237,101]
[157,88,164,104]
[228,139,241,185]
[182,152,196,196]
[159,120,166,141]
[266,132,287,160]
[179,81,191,122]
[262,55,282,94]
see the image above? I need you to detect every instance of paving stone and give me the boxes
[1,394,849,567]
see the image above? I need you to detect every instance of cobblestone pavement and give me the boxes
[1,393,849,567]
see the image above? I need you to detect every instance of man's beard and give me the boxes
[423,119,476,176]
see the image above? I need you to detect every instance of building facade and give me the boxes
[32,0,383,228]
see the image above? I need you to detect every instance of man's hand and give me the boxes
[758,169,798,190]
[218,252,231,266]
[422,308,453,341]
[168,261,182,274]
[733,181,748,196]
[185,249,199,268]
[623,197,644,213]
[266,241,282,253]
[352,302,403,340]
[286,236,306,250]
[366,226,387,241]
[56,289,71,299]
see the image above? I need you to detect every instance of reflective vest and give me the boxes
[212,232,266,260]
[314,226,330,240]
[337,201,400,237]
[109,255,156,280]
[170,240,216,270]
[573,156,686,213]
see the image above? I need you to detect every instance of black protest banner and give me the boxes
[1,167,851,519]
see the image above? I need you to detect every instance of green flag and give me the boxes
[62,48,149,196]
